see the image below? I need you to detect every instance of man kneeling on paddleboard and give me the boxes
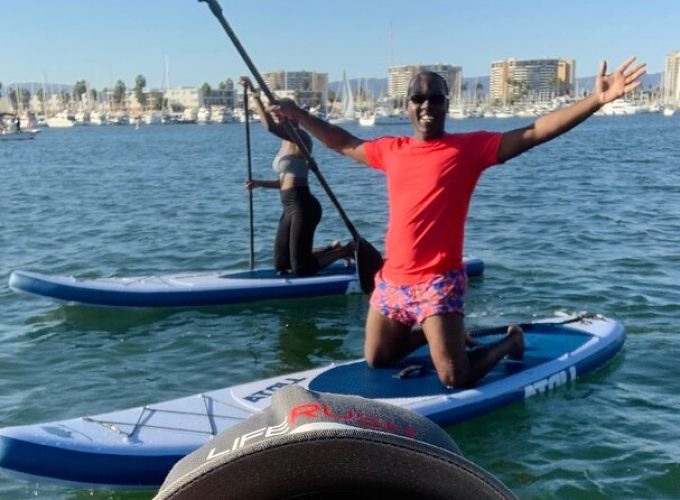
[269,57,645,388]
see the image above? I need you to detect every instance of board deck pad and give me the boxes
[310,328,591,398]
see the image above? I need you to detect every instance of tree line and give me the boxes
[0,76,236,112]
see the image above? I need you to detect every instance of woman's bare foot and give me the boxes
[313,240,342,256]
[507,325,525,360]
[340,240,355,267]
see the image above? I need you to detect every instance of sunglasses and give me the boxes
[409,94,447,105]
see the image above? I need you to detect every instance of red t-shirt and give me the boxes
[363,132,502,285]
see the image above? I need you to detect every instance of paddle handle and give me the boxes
[198,0,361,242]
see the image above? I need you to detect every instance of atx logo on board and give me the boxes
[524,366,577,398]
[243,377,307,403]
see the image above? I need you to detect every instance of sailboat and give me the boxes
[661,63,679,117]
[328,71,355,124]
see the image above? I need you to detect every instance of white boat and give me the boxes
[210,107,235,123]
[19,112,39,129]
[74,111,91,125]
[196,107,211,124]
[90,110,108,125]
[448,105,468,119]
[233,108,259,123]
[375,114,408,125]
[493,108,515,119]
[45,111,77,128]
[143,111,163,125]
[358,111,375,127]
[175,108,197,124]
[108,112,130,125]
[598,100,642,116]
[328,71,356,124]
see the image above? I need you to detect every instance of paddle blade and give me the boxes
[355,238,383,294]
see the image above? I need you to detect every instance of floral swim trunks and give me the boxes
[369,268,468,326]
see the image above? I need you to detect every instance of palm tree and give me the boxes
[548,76,563,99]
[475,81,484,105]
[112,80,127,110]
[19,88,31,111]
[218,78,234,90]
[134,74,147,109]
[73,80,87,102]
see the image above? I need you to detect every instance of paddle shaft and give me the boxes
[199,0,361,241]
[243,89,255,269]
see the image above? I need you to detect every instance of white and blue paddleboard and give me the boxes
[8,258,485,308]
[0,315,624,487]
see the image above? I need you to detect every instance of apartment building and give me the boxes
[490,58,575,104]
[387,64,463,102]
[663,50,680,105]
[259,70,329,111]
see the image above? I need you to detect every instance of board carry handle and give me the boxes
[198,0,383,293]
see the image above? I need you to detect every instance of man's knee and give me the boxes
[364,346,394,368]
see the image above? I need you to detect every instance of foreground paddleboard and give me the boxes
[8,258,484,308]
[0,315,624,487]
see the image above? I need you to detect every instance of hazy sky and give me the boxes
[3,0,677,90]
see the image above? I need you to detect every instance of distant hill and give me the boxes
[3,82,73,93]
[575,72,660,94]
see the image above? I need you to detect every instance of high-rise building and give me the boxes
[663,50,680,105]
[490,58,575,104]
[259,70,328,111]
[387,64,463,103]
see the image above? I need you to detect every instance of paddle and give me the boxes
[199,0,383,294]
[242,86,255,270]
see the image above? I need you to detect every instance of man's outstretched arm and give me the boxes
[498,56,646,163]
[269,101,368,165]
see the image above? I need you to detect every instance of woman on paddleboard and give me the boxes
[240,77,354,276]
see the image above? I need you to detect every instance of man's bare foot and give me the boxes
[464,331,479,348]
[507,325,525,360]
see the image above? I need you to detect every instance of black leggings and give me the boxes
[274,186,322,276]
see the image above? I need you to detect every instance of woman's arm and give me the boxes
[239,76,292,142]
[269,101,367,164]
[244,179,281,190]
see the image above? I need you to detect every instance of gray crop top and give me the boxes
[272,153,309,180]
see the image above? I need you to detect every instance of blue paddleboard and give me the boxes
[8,258,485,308]
[0,315,624,487]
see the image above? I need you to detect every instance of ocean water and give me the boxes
[1,115,679,499]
